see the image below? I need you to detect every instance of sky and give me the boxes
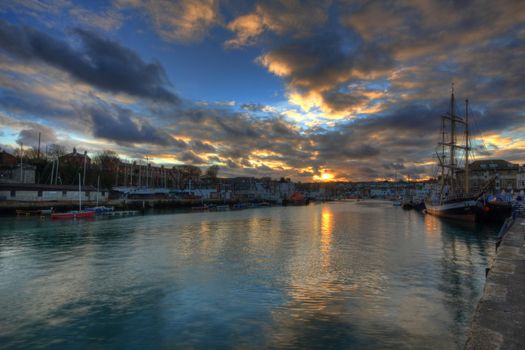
[0,0,524,182]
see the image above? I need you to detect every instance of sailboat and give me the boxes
[85,175,114,214]
[51,174,96,219]
[425,87,480,221]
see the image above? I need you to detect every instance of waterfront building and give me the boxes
[0,183,108,202]
[466,159,519,192]
[517,166,525,190]
[0,164,36,184]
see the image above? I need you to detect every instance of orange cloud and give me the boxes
[225,0,330,47]
[225,14,264,47]
[117,0,220,42]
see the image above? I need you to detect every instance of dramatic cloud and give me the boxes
[117,0,221,42]
[87,104,173,146]
[257,31,393,117]
[0,20,178,103]
[342,0,525,61]
[1,1,524,180]
[226,0,331,47]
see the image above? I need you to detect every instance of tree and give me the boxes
[172,165,201,189]
[93,150,121,189]
[205,165,219,179]
[93,150,120,170]
[47,144,67,158]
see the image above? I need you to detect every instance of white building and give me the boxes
[0,184,108,202]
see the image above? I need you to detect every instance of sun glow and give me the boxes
[314,173,335,182]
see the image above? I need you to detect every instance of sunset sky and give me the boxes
[1,0,524,181]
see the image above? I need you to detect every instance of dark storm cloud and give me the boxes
[0,20,178,102]
[88,105,173,146]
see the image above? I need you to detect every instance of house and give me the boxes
[61,148,90,168]
[0,149,36,184]
[467,159,519,192]
[0,149,17,166]
[516,166,525,190]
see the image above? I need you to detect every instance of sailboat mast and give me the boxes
[450,86,456,178]
[50,159,55,185]
[79,173,82,211]
[96,175,100,206]
[465,99,469,194]
[440,117,445,190]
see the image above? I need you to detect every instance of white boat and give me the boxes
[84,206,114,214]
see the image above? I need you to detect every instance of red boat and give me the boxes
[51,211,96,220]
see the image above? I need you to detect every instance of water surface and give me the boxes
[0,201,498,349]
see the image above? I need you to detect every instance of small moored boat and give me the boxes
[84,206,114,214]
[51,174,95,220]
[51,211,96,219]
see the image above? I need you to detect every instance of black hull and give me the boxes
[425,200,479,221]
[478,202,512,222]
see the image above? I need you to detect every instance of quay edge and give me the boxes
[464,217,525,349]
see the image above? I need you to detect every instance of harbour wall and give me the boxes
[0,198,282,215]
[465,216,525,349]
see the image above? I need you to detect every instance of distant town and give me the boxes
[1,145,523,212]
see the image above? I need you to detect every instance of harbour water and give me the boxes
[0,201,498,349]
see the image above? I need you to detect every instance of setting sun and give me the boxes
[314,173,335,182]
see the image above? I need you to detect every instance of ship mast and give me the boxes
[465,99,469,195]
[440,117,445,192]
[449,85,456,179]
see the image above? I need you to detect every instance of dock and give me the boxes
[100,210,139,217]
[465,217,525,349]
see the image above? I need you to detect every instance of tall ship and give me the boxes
[425,87,480,221]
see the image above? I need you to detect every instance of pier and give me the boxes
[465,217,525,349]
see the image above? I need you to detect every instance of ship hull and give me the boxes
[478,201,512,222]
[425,200,479,221]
